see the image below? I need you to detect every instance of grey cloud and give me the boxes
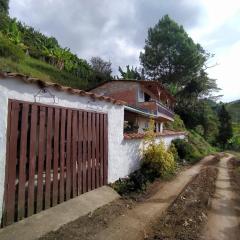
[9,0,203,73]
[204,15,240,51]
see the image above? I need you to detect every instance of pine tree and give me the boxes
[217,105,233,148]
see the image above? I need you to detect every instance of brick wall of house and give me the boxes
[139,85,158,100]
[90,80,174,111]
[137,101,157,113]
[91,81,139,106]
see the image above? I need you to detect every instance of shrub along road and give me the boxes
[40,155,216,240]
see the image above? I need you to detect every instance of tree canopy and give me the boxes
[217,105,233,148]
[0,0,9,14]
[89,57,112,86]
[140,15,218,101]
[140,15,221,137]
[118,65,143,80]
[90,57,112,77]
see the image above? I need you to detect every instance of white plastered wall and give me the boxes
[137,117,149,133]
[0,78,124,222]
[110,134,186,181]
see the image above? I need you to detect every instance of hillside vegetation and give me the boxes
[227,100,240,135]
[227,100,240,123]
[0,12,111,90]
[0,57,88,89]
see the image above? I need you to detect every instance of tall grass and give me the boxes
[0,57,88,90]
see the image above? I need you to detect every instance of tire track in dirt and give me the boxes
[202,154,240,240]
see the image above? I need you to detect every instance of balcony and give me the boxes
[154,100,174,120]
[136,99,174,120]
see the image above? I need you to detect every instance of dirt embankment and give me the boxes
[228,156,240,192]
[145,166,218,240]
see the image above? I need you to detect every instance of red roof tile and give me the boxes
[124,130,187,140]
[0,72,126,106]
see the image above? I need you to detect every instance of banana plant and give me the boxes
[6,19,27,51]
[52,47,66,70]
[41,46,54,65]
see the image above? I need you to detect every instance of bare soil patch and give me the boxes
[202,154,240,240]
[203,153,221,166]
[145,166,218,240]
[38,198,135,240]
[228,156,240,193]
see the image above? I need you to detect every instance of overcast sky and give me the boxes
[9,0,240,102]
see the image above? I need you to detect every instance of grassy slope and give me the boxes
[0,57,88,90]
[226,100,240,136]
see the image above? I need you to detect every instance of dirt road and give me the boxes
[202,154,240,240]
[89,155,215,240]
[41,156,219,240]
[40,155,217,240]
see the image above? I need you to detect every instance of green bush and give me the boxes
[172,138,202,163]
[112,170,147,195]
[0,34,25,62]
[188,130,215,156]
[228,135,240,151]
[112,141,176,196]
[113,121,177,196]
[165,114,186,131]
[194,125,204,136]
[172,130,215,164]
[169,143,180,162]
[142,141,176,178]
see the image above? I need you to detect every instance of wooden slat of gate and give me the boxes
[99,114,104,187]
[45,108,53,209]
[66,110,72,201]
[91,113,96,189]
[82,112,87,193]
[17,103,29,220]
[52,108,60,206]
[28,104,38,217]
[95,114,100,188]
[2,101,12,226]
[36,106,46,213]
[87,112,92,191]
[72,111,77,197]
[77,112,83,195]
[5,101,20,225]
[103,114,108,184]
[59,109,66,203]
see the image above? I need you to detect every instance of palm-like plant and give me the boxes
[6,19,28,51]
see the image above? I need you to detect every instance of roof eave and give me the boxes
[0,72,126,106]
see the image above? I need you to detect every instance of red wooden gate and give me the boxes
[2,99,108,227]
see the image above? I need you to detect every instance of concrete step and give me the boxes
[0,186,119,240]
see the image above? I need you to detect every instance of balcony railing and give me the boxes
[150,99,174,119]
[134,99,174,120]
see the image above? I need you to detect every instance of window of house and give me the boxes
[138,88,144,102]
[144,92,151,102]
